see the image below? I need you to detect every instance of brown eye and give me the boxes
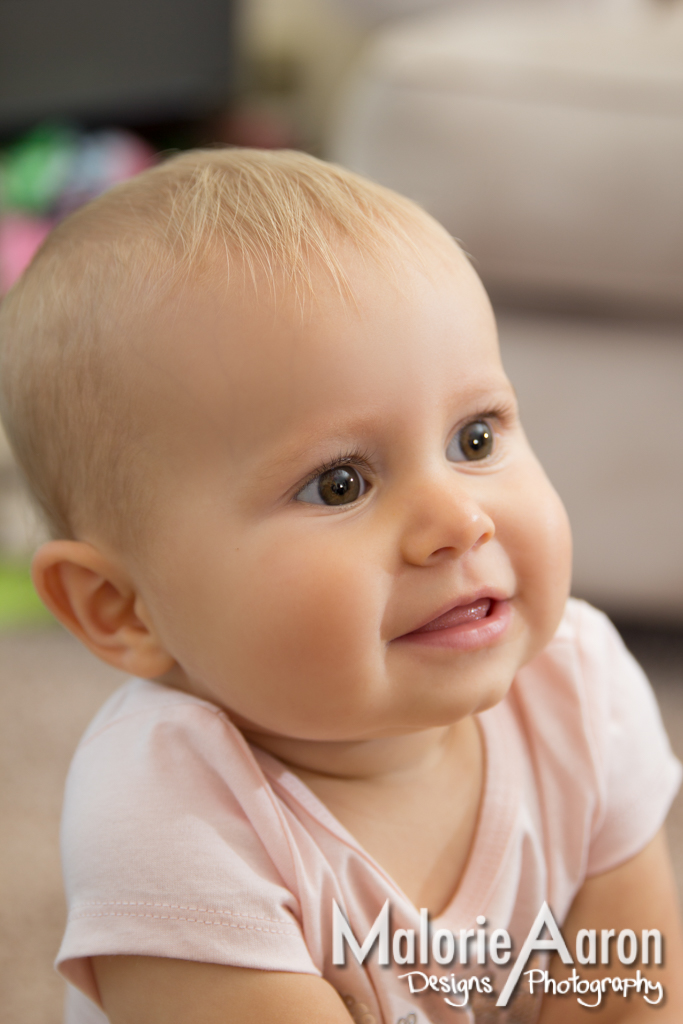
[318,467,362,504]
[297,465,367,505]
[448,420,494,462]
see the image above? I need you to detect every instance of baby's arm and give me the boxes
[92,957,355,1024]
[539,827,683,1023]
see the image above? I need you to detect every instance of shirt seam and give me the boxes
[75,900,293,924]
[69,909,301,934]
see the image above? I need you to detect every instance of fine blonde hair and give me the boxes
[0,148,443,547]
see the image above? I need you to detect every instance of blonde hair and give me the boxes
[0,148,445,547]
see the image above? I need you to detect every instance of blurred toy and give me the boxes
[57,130,156,215]
[0,216,53,295]
[0,124,156,294]
[0,124,77,214]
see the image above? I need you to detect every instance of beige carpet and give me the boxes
[1,625,681,1024]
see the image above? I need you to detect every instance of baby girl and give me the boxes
[0,149,681,1023]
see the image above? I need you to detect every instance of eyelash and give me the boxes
[296,447,375,495]
[452,406,510,446]
[473,404,510,428]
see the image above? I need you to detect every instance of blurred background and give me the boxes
[0,1,681,1021]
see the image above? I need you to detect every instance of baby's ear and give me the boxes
[31,541,176,679]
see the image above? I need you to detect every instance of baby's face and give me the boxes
[123,235,571,743]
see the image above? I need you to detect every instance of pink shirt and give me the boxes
[57,600,681,1024]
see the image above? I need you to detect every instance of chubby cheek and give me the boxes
[501,466,572,659]
[174,523,389,737]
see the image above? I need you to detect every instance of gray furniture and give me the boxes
[330,0,683,620]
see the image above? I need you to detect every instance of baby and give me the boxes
[0,149,681,1024]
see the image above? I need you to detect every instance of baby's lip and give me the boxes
[396,589,510,638]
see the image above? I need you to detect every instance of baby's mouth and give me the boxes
[410,598,492,634]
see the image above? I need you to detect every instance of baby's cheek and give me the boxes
[491,464,570,636]
[230,535,386,711]
[538,485,572,585]
[516,483,572,639]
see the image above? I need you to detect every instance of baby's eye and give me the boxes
[296,465,368,506]
[447,419,495,462]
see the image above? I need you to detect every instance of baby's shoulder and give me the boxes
[63,678,268,853]
[513,596,645,722]
[71,678,238,781]
[79,676,227,742]
[506,597,675,810]
[62,677,302,904]
[540,594,624,668]
[58,679,318,997]
[72,676,261,784]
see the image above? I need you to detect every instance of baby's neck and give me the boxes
[241,717,475,784]
[161,663,478,786]
[245,716,484,916]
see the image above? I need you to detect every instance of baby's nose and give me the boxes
[398,475,495,567]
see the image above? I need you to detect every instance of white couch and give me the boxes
[330,0,683,621]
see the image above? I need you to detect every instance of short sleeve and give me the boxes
[56,681,319,1005]
[575,603,682,876]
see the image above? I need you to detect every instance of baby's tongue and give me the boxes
[416,598,491,633]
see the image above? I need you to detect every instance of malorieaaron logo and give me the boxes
[332,901,664,1010]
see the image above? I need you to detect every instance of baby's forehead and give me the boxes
[176,220,469,325]
[141,236,498,435]
[151,234,471,373]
